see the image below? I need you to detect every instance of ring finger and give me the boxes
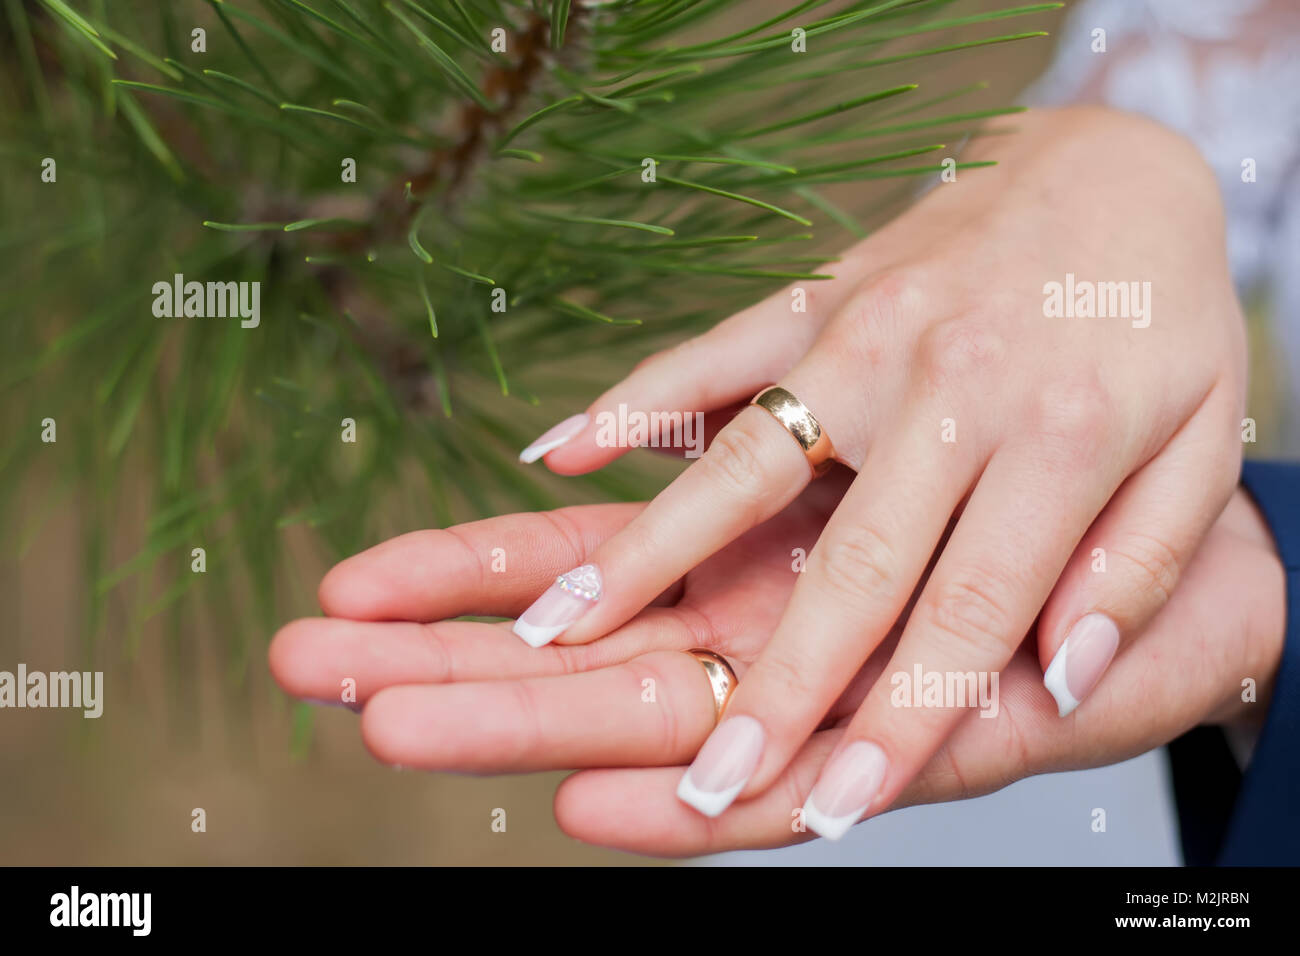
[510,304,911,649]
[360,648,739,773]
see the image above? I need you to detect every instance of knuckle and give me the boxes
[1030,375,1113,453]
[537,507,592,570]
[944,721,1020,798]
[549,641,589,677]
[819,313,886,379]
[413,623,455,683]
[993,698,1035,784]
[755,645,823,706]
[636,653,691,759]
[932,741,976,801]
[914,316,1007,397]
[815,524,901,609]
[866,267,920,307]
[925,571,1015,664]
[440,525,491,593]
[504,679,544,764]
[700,421,776,508]
[607,517,661,578]
[860,268,926,321]
[1111,531,1183,607]
[837,269,923,348]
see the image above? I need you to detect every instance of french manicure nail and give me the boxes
[511,564,602,647]
[803,740,888,841]
[1043,612,1120,717]
[676,715,765,818]
[519,413,589,464]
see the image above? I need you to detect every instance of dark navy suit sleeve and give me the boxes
[1169,460,1300,865]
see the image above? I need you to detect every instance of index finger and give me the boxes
[317,502,644,622]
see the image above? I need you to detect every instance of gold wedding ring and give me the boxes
[686,649,738,723]
[750,385,836,477]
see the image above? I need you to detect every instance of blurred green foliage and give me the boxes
[0,0,1056,666]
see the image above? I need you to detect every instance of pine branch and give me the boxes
[0,0,1064,658]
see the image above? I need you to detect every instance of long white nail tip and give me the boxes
[1044,614,1120,718]
[674,716,765,817]
[511,618,569,648]
[1043,638,1079,718]
[511,564,602,647]
[675,771,746,819]
[802,794,865,842]
[802,740,887,840]
[519,413,589,463]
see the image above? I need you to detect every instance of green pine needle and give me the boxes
[2,0,1060,660]
[39,0,117,60]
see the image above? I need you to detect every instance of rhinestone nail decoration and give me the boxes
[555,564,602,602]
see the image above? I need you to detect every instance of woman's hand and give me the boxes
[269,484,1284,855]
[555,488,1284,856]
[509,105,1248,833]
